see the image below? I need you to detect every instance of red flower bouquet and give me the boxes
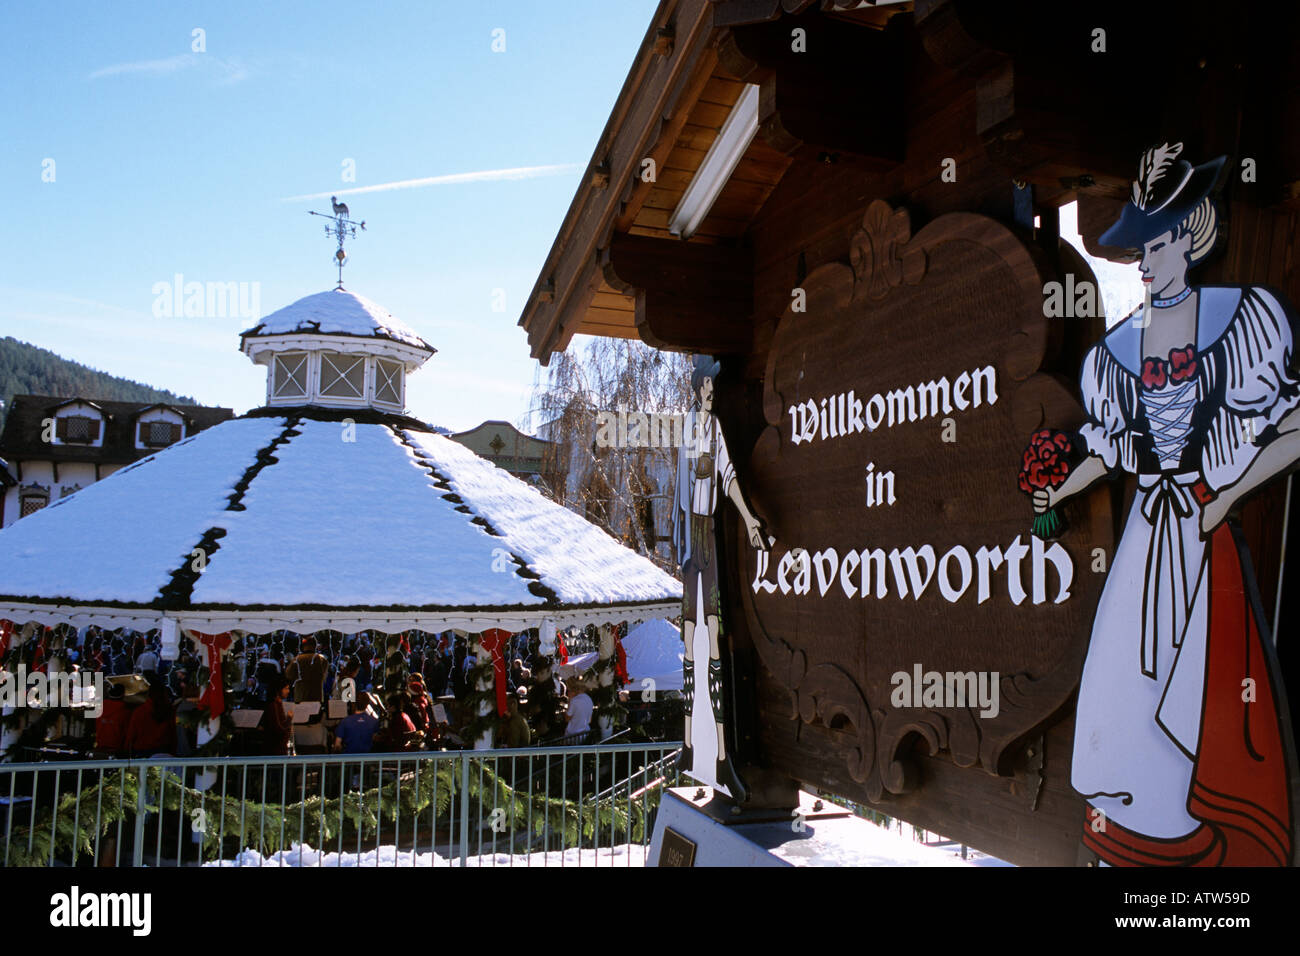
[1019,429,1073,540]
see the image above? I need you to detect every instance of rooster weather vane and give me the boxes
[309,196,366,290]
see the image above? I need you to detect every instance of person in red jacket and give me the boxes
[93,682,131,756]
[124,679,176,757]
[405,674,432,737]
[262,675,294,756]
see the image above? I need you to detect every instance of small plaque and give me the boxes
[658,827,697,867]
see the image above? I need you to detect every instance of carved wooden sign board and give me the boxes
[726,188,1299,866]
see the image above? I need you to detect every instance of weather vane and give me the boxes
[309,196,366,290]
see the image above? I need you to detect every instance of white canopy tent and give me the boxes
[622,617,684,692]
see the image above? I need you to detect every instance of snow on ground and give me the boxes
[194,420,542,607]
[243,289,431,350]
[208,842,650,867]
[404,429,682,606]
[206,825,1000,868]
[0,418,286,603]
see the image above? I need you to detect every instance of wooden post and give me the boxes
[473,633,493,751]
[596,623,616,740]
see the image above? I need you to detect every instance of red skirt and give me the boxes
[1083,486,1294,866]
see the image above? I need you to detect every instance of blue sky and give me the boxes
[0,1,660,431]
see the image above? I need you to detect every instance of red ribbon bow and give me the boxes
[1169,345,1198,383]
[477,629,511,717]
[1141,357,1167,390]
[194,632,232,718]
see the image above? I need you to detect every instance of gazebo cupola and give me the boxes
[239,288,435,413]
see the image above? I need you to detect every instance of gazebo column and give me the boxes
[472,632,494,750]
[596,624,616,740]
[46,626,69,740]
[185,627,236,791]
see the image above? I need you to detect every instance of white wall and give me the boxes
[2,460,117,528]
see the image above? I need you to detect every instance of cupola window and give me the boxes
[272,352,309,399]
[374,358,403,406]
[319,353,366,399]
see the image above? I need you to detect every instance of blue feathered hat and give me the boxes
[1100,142,1225,249]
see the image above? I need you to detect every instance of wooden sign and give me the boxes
[743,198,1108,816]
[729,144,1300,865]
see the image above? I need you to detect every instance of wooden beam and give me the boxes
[722,12,904,167]
[614,49,720,234]
[521,0,719,364]
[602,232,753,355]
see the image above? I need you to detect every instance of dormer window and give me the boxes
[374,358,403,407]
[272,352,309,400]
[319,353,366,400]
[58,415,100,444]
[140,420,181,448]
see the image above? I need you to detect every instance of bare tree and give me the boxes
[525,337,691,571]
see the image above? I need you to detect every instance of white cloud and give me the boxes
[281,164,582,202]
[88,54,249,85]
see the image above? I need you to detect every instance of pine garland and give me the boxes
[3,755,664,866]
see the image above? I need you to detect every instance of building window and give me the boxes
[319,353,366,399]
[57,415,100,444]
[59,484,82,499]
[19,485,48,517]
[139,420,182,447]
[272,352,309,399]
[374,358,403,406]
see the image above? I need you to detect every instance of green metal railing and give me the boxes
[0,742,682,868]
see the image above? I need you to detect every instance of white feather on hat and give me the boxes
[1132,142,1184,209]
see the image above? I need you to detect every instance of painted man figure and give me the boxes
[673,355,768,801]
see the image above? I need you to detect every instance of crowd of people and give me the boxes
[2,624,613,760]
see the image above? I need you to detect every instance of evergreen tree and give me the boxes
[0,336,201,426]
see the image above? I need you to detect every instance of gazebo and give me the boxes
[0,287,681,750]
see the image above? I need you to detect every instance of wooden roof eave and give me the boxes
[519,0,721,364]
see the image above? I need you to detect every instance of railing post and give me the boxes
[132,766,147,868]
[458,753,470,869]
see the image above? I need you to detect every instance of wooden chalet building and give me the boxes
[0,396,234,527]
[520,0,1300,864]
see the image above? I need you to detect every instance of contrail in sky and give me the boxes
[281,164,582,202]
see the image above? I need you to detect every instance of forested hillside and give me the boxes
[0,336,198,422]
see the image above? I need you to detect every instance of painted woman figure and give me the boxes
[673,355,767,801]
[1036,143,1299,865]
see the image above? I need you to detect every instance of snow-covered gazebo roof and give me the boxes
[0,289,681,635]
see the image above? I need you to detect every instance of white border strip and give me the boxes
[0,601,681,634]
